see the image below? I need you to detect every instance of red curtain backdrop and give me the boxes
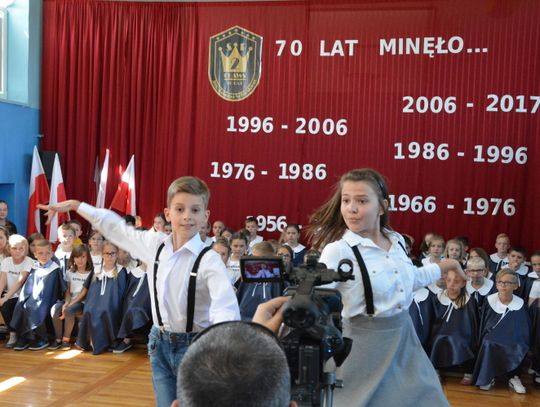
[41,0,540,253]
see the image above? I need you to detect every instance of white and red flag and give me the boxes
[26,146,50,235]
[46,154,70,242]
[95,149,110,208]
[110,155,137,216]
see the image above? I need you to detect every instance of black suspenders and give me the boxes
[349,245,376,317]
[153,243,213,333]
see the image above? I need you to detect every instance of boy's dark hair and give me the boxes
[245,216,258,225]
[510,245,527,257]
[123,215,136,226]
[178,322,290,407]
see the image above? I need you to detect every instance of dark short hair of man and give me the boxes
[177,322,291,407]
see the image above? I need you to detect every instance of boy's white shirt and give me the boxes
[77,202,240,332]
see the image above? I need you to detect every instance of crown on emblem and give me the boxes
[218,43,253,73]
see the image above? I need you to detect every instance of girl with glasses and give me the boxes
[473,269,530,393]
[465,257,495,309]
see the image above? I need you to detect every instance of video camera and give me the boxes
[240,254,354,407]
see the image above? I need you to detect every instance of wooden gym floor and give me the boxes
[0,345,538,406]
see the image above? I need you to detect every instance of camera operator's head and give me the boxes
[175,321,296,407]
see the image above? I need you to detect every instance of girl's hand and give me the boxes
[439,259,468,281]
[37,200,81,225]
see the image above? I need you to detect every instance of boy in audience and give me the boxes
[489,234,510,275]
[11,239,65,350]
[245,216,263,253]
[54,224,76,278]
[66,219,83,246]
[506,246,530,299]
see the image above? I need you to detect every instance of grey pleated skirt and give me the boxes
[333,311,449,407]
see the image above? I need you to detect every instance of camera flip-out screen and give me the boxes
[240,256,284,283]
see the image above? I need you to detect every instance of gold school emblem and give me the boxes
[209,26,263,101]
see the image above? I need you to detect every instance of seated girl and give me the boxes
[473,269,530,394]
[429,268,479,385]
[76,241,127,354]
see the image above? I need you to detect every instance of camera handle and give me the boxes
[322,371,336,407]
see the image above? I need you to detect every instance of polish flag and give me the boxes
[46,154,70,242]
[95,149,110,208]
[110,155,136,216]
[26,146,50,235]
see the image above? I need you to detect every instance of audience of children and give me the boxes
[1,211,540,397]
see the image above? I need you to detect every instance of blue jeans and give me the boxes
[147,326,196,407]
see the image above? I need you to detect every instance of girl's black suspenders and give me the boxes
[349,240,410,317]
[153,244,213,333]
[349,245,376,316]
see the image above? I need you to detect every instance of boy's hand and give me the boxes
[38,200,81,225]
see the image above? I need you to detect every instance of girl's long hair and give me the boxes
[448,286,469,309]
[306,168,391,250]
[68,244,94,273]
